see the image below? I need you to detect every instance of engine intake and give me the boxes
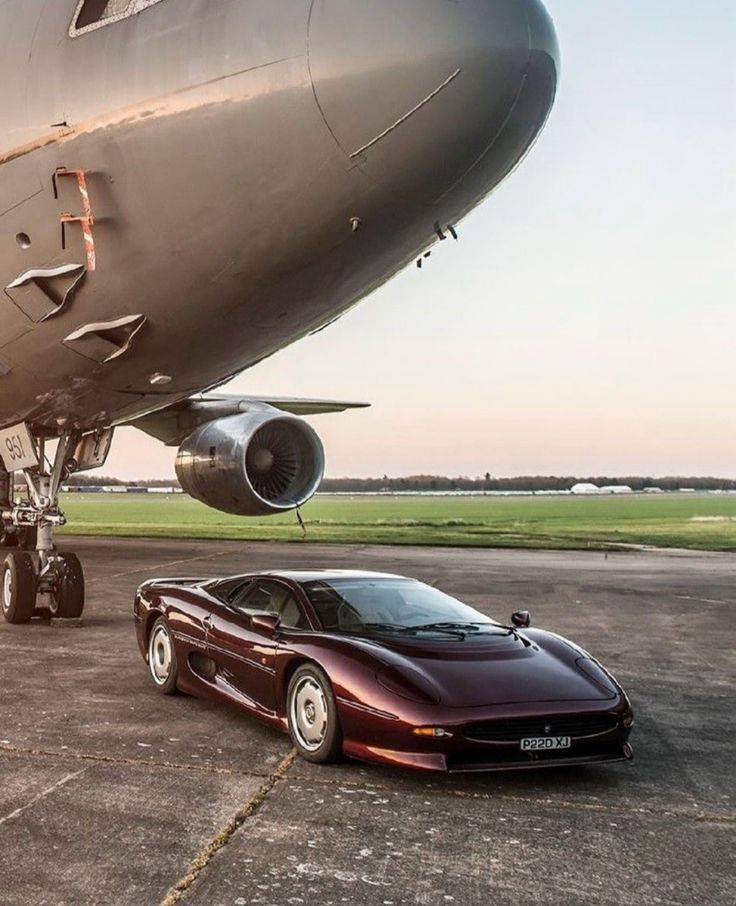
[175,412,325,516]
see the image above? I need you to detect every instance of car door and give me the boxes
[206,579,298,717]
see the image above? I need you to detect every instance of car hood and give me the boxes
[365,630,618,708]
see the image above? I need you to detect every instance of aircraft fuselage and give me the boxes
[0,0,559,434]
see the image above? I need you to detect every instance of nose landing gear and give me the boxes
[1,431,87,625]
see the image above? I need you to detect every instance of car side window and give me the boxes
[279,595,310,631]
[235,581,309,630]
[223,579,253,611]
[71,0,165,35]
[239,581,279,615]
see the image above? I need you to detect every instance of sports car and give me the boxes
[134,570,634,772]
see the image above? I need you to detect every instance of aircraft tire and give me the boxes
[1,552,37,624]
[49,553,85,619]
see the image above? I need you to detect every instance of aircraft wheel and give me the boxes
[49,553,85,619]
[148,617,179,694]
[1,552,37,624]
[287,664,343,764]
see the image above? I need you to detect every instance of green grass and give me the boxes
[56,493,736,551]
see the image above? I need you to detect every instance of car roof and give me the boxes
[256,569,407,583]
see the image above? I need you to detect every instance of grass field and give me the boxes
[56,493,736,551]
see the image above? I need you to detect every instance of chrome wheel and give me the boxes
[2,567,12,614]
[149,624,173,686]
[290,676,328,752]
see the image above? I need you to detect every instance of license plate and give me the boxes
[521,736,571,751]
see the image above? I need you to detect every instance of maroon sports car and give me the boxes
[134,570,634,772]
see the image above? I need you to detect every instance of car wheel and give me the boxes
[148,617,179,695]
[287,664,343,764]
[1,552,36,624]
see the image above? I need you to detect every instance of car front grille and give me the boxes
[463,713,619,743]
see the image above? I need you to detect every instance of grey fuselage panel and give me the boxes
[0,0,559,433]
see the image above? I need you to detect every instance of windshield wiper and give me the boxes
[339,621,508,640]
[346,622,468,639]
[338,622,425,637]
[352,622,415,634]
[503,625,533,648]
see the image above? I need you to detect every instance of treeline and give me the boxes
[63,474,736,492]
[64,476,177,488]
[318,475,736,493]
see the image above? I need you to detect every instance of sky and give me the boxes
[107,0,736,480]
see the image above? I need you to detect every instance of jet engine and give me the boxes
[175,412,325,516]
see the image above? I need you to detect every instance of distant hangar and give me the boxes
[571,483,634,496]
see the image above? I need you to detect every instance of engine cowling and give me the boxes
[175,412,325,516]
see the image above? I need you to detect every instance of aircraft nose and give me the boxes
[309,0,559,210]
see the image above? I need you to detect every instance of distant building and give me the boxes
[644,487,664,494]
[571,483,601,495]
[601,485,633,495]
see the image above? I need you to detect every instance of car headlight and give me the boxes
[376,664,440,705]
[575,657,617,695]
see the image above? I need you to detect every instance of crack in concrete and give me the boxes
[159,748,297,906]
[86,548,241,585]
[0,743,288,780]
[675,595,731,606]
[3,746,733,826]
[0,768,87,827]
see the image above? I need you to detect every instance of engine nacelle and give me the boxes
[175,412,325,516]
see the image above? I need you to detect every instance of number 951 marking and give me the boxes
[0,424,39,471]
[5,435,25,461]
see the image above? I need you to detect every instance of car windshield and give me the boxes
[301,577,501,636]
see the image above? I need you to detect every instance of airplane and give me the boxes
[0,0,559,623]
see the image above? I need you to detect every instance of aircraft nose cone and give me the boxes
[309,0,559,210]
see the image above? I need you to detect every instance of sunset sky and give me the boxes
[107,0,736,480]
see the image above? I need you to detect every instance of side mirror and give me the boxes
[511,610,531,628]
[251,613,280,635]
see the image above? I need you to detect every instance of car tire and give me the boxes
[287,664,343,764]
[1,552,36,624]
[148,617,179,695]
[49,553,85,619]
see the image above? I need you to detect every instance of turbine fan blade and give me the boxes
[247,423,303,502]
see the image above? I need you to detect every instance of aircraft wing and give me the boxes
[214,395,370,416]
[128,394,370,446]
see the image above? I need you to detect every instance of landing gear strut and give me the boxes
[0,466,17,549]
[1,432,85,624]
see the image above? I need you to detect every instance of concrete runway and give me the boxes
[1,538,734,906]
